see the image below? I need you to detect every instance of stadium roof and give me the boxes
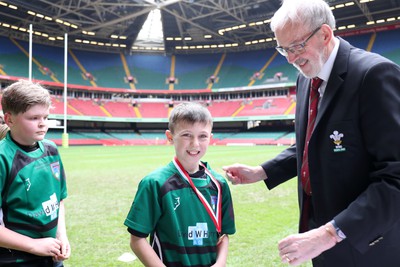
[0,0,400,54]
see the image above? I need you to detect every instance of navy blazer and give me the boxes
[262,37,400,266]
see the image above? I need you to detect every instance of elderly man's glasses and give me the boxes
[275,26,321,57]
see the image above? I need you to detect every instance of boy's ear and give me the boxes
[3,112,13,126]
[165,130,173,143]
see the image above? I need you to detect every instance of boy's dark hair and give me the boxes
[168,102,213,133]
[1,79,52,115]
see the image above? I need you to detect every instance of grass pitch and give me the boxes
[60,145,311,267]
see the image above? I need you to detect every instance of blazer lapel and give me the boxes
[296,38,352,149]
[315,38,350,128]
[296,77,311,152]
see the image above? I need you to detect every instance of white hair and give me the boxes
[270,0,336,33]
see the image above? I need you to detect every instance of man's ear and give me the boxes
[321,24,333,43]
[165,130,173,143]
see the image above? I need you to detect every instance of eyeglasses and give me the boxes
[275,26,321,57]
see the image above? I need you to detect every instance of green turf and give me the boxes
[60,145,311,267]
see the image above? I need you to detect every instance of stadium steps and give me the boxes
[120,53,136,90]
[69,49,97,87]
[207,53,226,90]
[247,51,278,87]
[366,32,376,52]
[10,38,61,83]
[231,104,246,117]
[284,100,296,115]
[99,105,112,117]
[168,55,176,91]
[0,67,7,75]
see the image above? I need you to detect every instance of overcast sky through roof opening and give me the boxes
[134,7,164,48]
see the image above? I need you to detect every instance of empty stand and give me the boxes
[46,128,295,146]
[0,36,29,78]
[370,29,400,65]
[71,50,128,88]
[2,30,399,90]
[237,97,293,116]
[341,33,373,51]
[173,53,222,90]
[19,40,64,83]
[137,102,170,118]
[101,100,137,118]
[125,54,171,90]
[67,98,108,117]
[214,131,294,145]
[216,50,270,88]
[51,96,82,115]
[3,28,400,149]
[206,100,243,117]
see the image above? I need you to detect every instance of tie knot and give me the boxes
[311,77,323,91]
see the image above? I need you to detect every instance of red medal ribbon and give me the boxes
[173,157,222,233]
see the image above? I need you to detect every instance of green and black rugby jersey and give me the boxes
[0,132,67,239]
[125,161,235,267]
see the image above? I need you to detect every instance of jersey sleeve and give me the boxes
[58,156,68,201]
[0,154,7,208]
[44,140,68,201]
[124,175,162,235]
[0,140,13,208]
[221,179,236,235]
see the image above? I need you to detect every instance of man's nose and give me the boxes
[286,52,298,64]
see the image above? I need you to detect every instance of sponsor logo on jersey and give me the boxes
[25,178,31,191]
[50,161,61,180]
[188,222,208,246]
[173,196,181,210]
[41,193,59,220]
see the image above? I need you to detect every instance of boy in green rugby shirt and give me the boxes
[125,102,235,266]
[0,80,70,266]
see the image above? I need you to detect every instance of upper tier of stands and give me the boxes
[2,28,399,91]
[1,35,295,89]
[0,29,400,90]
[1,29,400,121]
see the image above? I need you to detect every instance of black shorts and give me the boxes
[0,248,63,267]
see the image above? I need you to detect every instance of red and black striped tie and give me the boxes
[300,77,323,232]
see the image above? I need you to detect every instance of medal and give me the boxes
[173,157,222,233]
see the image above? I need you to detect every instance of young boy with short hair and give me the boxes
[124,102,236,266]
[0,79,70,266]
